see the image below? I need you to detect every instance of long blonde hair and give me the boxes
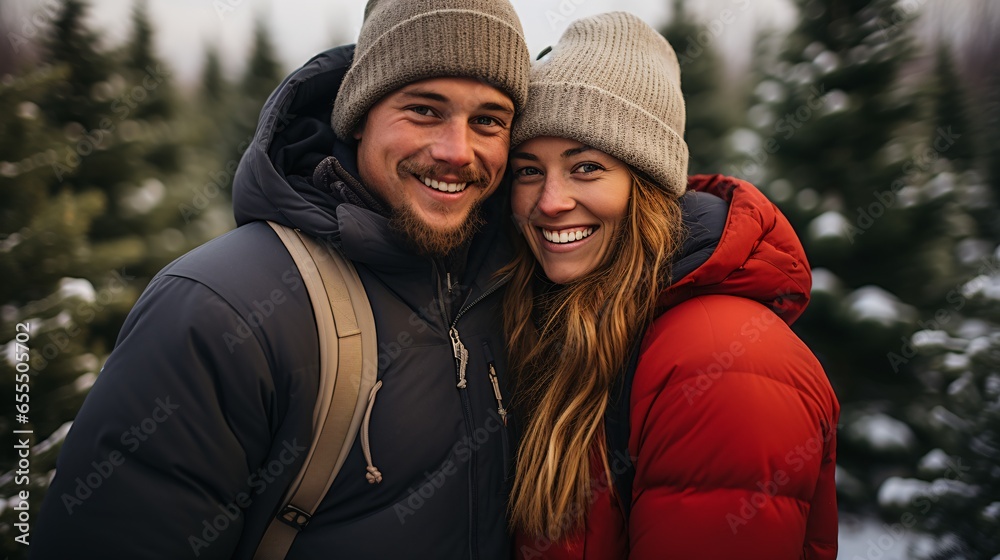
[504,167,685,540]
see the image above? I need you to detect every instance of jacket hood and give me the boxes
[663,174,812,325]
[233,45,357,239]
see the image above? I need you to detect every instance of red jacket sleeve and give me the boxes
[802,427,839,559]
[628,295,839,560]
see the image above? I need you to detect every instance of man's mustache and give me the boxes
[398,159,489,186]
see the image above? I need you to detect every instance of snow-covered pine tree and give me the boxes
[877,248,1000,558]
[0,5,197,556]
[0,58,119,560]
[738,0,991,512]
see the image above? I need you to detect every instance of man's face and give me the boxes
[354,77,514,256]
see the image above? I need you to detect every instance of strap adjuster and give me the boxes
[278,505,311,531]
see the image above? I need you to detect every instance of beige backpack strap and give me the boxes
[253,221,378,560]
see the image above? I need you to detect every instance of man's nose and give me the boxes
[429,120,475,168]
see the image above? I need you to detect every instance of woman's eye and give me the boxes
[575,163,602,174]
[514,167,540,178]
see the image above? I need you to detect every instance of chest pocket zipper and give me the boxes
[487,364,507,426]
[481,342,507,425]
[482,341,512,484]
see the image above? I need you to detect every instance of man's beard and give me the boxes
[389,159,489,257]
[389,198,486,258]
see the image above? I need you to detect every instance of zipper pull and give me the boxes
[488,364,507,425]
[446,272,453,294]
[450,327,468,389]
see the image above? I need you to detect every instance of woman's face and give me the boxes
[510,136,632,284]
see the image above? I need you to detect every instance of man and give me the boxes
[31,1,530,558]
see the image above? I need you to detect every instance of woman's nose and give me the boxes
[534,176,576,217]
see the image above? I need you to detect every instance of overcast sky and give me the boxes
[3,0,986,84]
[5,0,803,83]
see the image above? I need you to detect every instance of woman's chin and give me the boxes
[539,263,592,285]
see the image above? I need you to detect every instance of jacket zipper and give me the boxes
[487,364,507,425]
[446,273,510,560]
[482,341,512,491]
[449,275,510,391]
[451,273,510,325]
[482,342,507,426]
[450,327,469,389]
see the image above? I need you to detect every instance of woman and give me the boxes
[504,12,839,560]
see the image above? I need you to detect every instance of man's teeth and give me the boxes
[542,227,595,244]
[421,175,468,193]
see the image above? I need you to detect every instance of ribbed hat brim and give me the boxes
[512,81,689,197]
[332,9,529,140]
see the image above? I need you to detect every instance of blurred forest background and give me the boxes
[1,0,999,557]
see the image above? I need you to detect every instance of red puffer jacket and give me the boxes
[516,175,840,560]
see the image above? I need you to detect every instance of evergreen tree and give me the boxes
[200,42,226,106]
[126,0,155,73]
[982,73,1000,210]
[928,37,998,245]
[170,40,244,234]
[929,42,975,169]
[216,18,283,200]
[122,0,173,122]
[739,0,989,511]
[961,2,1000,227]
[878,251,1000,558]
[40,0,110,130]
[115,0,181,180]
[0,3,20,75]
[659,0,736,175]
[0,10,203,556]
[188,42,229,166]
[0,63,134,560]
[34,0,188,275]
[242,19,282,103]
[980,69,1000,227]
[745,0,918,386]
[39,0,145,243]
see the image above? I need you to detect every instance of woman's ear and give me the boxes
[353,114,367,140]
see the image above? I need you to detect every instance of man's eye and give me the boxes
[575,163,602,173]
[473,116,501,127]
[409,106,433,116]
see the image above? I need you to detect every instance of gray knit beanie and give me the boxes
[332,0,531,140]
[511,12,689,197]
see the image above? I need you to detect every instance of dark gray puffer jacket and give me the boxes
[31,45,515,560]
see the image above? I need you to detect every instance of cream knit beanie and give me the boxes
[332,0,531,141]
[511,12,689,197]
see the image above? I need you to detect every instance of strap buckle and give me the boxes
[278,505,311,531]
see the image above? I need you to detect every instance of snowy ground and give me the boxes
[839,515,933,560]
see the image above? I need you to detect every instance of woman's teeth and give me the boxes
[542,227,595,244]
[421,175,468,193]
